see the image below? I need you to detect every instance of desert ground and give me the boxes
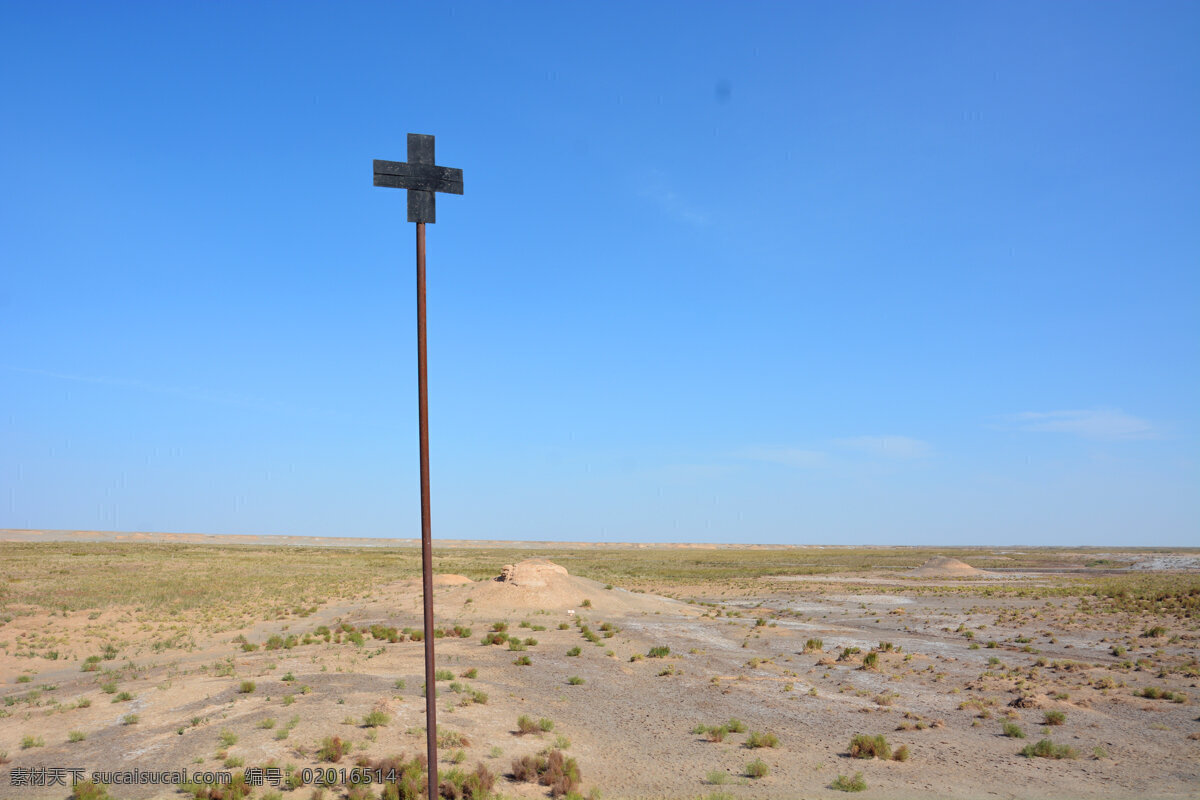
[0,532,1197,800]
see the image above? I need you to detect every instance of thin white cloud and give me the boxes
[1005,409,1156,441]
[736,447,827,468]
[835,435,932,459]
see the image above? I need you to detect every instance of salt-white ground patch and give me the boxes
[825,593,915,605]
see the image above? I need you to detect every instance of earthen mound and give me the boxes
[909,556,989,577]
[496,558,568,587]
[428,558,699,618]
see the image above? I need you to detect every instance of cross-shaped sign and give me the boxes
[373,132,463,800]
[373,134,464,223]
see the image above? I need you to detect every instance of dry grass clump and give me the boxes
[70,781,116,800]
[1020,738,1078,759]
[1043,710,1066,726]
[438,730,470,748]
[1136,686,1187,702]
[180,770,252,800]
[363,709,390,728]
[745,731,779,748]
[693,718,746,743]
[317,735,347,762]
[510,749,581,797]
[433,762,496,800]
[831,771,867,792]
[848,733,891,759]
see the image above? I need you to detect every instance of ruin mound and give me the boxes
[909,556,989,577]
[427,558,699,618]
[496,558,568,587]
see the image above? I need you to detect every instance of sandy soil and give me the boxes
[1,554,1198,800]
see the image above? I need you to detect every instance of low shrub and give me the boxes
[317,735,346,762]
[510,748,580,796]
[1002,721,1026,738]
[437,729,469,748]
[70,781,115,800]
[705,769,729,785]
[745,758,769,778]
[362,710,390,728]
[1043,710,1066,726]
[1020,738,1077,759]
[849,733,891,759]
[746,731,779,748]
[831,772,867,792]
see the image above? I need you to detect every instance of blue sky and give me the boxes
[1,2,1196,545]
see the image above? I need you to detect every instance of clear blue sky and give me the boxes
[2,2,1197,545]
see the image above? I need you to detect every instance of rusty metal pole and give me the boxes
[372,136,461,799]
[416,220,439,798]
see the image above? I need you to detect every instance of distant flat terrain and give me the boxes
[1,534,1197,799]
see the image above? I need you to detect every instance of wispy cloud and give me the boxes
[735,446,827,468]
[638,170,710,227]
[1004,408,1157,441]
[835,435,932,459]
